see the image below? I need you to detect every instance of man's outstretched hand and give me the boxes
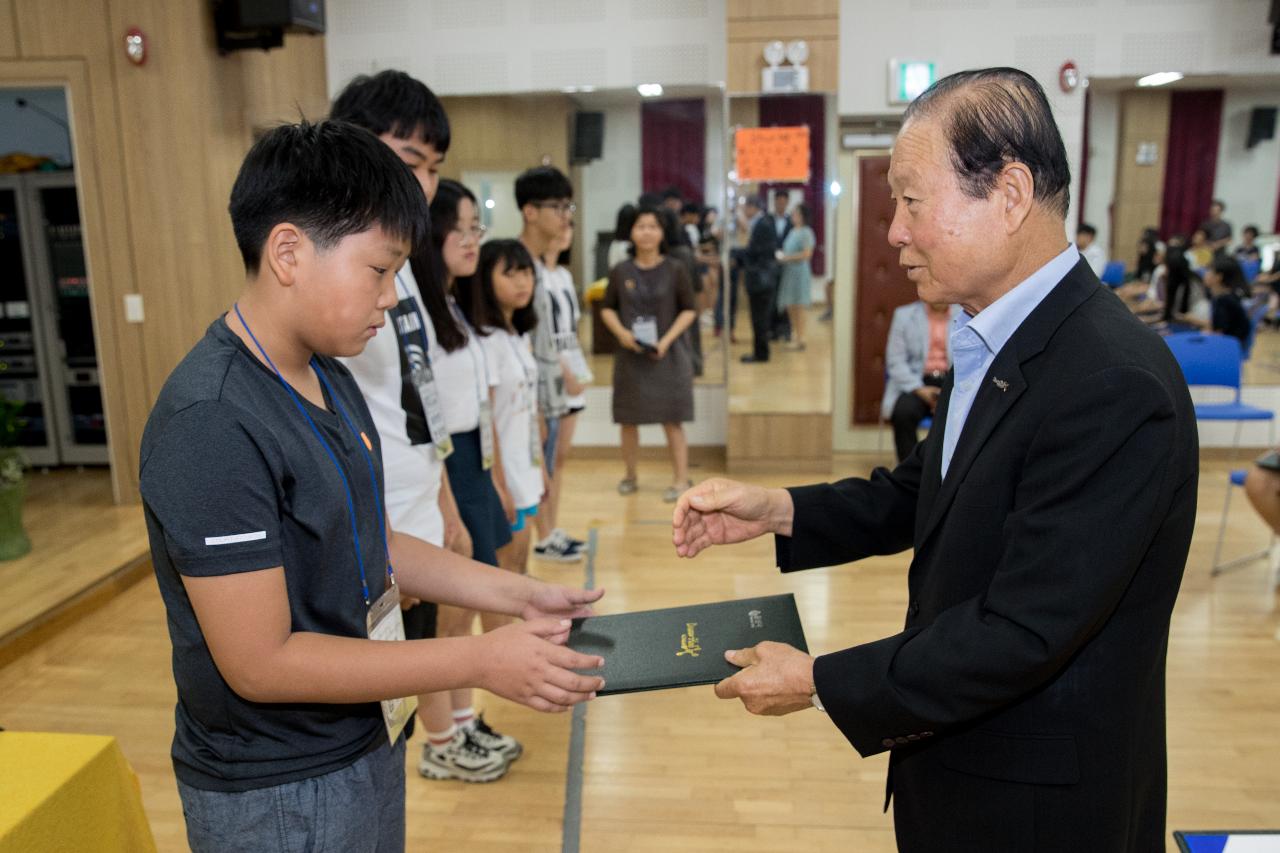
[671,478,794,558]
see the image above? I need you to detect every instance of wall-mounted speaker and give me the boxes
[570,112,604,164]
[215,0,325,54]
[1248,107,1278,148]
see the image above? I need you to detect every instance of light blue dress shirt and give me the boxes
[940,244,1082,479]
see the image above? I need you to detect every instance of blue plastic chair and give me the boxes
[1165,333,1274,450]
[1242,296,1269,362]
[1212,468,1275,576]
[1100,261,1126,287]
[1241,259,1261,283]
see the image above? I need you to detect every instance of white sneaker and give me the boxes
[418,730,509,782]
[534,532,583,563]
[553,528,586,551]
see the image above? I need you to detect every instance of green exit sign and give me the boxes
[889,60,936,105]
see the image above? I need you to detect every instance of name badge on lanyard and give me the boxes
[478,396,496,471]
[392,282,453,461]
[366,580,418,745]
[413,359,454,462]
[632,316,659,347]
[564,346,594,385]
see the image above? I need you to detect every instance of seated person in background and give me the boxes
[1176,256,1250,350]
[1235,224,1262,265]
[1201,198,1233,257]
[882,299,960,462]
[1136,227,1163,282]
[1161,245,1201,324]
[1186,228,1214,270]
[1076,223,1107,278]
[1244,451,1280,535]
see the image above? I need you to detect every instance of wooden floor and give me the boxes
[0,451,1277,852]
[727,306,833,416]
[0,468,148,645]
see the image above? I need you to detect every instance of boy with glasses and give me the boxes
[516,167,587,562]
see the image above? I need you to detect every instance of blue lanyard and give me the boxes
[233,304,393,605]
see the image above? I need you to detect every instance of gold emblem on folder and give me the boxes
[677,622,701,657]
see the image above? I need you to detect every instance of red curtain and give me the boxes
[641,99,706,204]
[1275,154,1280,234]
[759,94,826,276]
[1160,89,1224,241]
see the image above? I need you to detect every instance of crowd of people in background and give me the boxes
[1078,198,1276,353]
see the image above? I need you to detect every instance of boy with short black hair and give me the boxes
[516,166,589,563]
[331,69,450,202]
[140,120,604,851]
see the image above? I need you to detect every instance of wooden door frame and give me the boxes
[832,147,896,452]
[0,58,139,503]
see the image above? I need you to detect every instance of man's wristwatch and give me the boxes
[810,691,825,713]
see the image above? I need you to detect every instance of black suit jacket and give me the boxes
[743,215,778,294]
[777,259,1197,852]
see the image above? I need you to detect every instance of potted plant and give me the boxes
[0,394,31,560]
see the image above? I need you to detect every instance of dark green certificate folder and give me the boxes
[568,594,808,695]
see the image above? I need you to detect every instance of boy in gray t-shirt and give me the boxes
[140,120,604,851]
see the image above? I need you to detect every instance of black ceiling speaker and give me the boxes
[214,0,325,54]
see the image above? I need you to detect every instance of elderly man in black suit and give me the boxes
[673,67,1197,852]
[739,194,779,363]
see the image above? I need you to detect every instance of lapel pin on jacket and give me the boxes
[992,377,1009,392]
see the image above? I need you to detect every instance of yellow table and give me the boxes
[0,731,157,853]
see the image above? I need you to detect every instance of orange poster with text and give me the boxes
[735,126,811,183]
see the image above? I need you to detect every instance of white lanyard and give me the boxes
[446,299,495,470]
[502,331,543,467]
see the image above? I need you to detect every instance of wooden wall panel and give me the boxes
[238,36,329,131]
[0,0,16,57]
[438,95,572,178]
[727,412,832,473]
[727,0,838,95]
[728,0,838,19]
[7,0,328,502]
[11,0,150,501]
[1113,90,1171,269]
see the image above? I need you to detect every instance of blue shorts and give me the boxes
[510,504,539,533]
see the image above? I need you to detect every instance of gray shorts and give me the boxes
[177,736,405,853]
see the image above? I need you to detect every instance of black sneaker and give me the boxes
[534,533,583,563]
[469,714,523,762]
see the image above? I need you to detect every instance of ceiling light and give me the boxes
[1137,72,1183,88]
[637,83,664,97]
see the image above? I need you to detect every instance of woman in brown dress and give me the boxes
[600,205,698,502]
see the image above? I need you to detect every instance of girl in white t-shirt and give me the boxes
[457,239,545,576]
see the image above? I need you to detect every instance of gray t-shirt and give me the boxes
[140,317,391,792]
